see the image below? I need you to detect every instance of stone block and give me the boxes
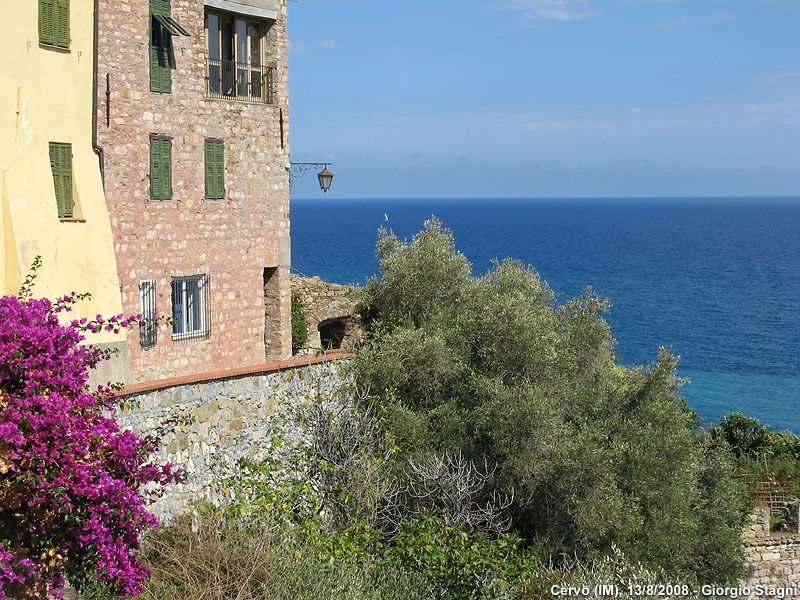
[195,404,210,423]
[232,400,244,419]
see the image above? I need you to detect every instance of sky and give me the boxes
[286,0,800,199]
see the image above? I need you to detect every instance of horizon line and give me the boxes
[291,194,800,201]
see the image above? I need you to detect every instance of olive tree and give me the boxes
[355,218,746,583]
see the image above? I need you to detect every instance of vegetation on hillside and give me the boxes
[79,367,744,600]
[710,412,800,506]
[353,218,748,583]
[10,223,787,598]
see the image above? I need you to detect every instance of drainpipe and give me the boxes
[92,0,104,185]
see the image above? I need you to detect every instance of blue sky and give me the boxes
[286,0,800,198]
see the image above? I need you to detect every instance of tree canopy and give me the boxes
[354,218,746,583]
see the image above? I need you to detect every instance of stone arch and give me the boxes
[318,317,348,350]
[290,274,365,355]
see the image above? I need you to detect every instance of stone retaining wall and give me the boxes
[290,274,364,354]
[117,351,351,521]
[743,506,800,587]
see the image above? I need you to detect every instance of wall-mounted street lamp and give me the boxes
[289,162,334,193]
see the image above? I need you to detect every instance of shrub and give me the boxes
[383,511,538,599]
[134,513,433,600]
[710,411,800,463]
[710,412,800,498]
[205,366,538,599]
[0,260,180,598]
[354,219,747,583]
[359,221,472,330]
[710,412,775,459]
[212,369,402,536]
[291,294,308,354]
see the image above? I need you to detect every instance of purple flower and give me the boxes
[0,291,181,597]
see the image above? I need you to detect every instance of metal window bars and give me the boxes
[171,274,210,341]
[139,280,157,348]
[205,58,276,104]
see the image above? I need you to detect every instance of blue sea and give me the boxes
[291,197,800,433]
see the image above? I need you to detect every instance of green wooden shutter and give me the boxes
[49,143,73,218]
[204,141,213,198]
[150,139,162,199]
[54,0,69,48]
[149,0,171,92]
[213,142,224,199]
[150,0,170,16]
[150,24,172,93]
[59,144,73,217]
[161,139,172,199]
[205,141,224,199]
[48,143,60,213]
[162,40,172,94]
[149,23,160,92]
[39,0,55,45]
[149,11,171,93]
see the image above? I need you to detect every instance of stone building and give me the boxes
[96,0,292,382]
[1,0,129,385]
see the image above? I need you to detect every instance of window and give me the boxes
[205,10,274,103]
[149,0,189,93]
[149,136,172,200]
[39,0,70,48]
[48,142,73,218]
[140,280,157,348]
[204,139,225,199]
[171,275,209,341]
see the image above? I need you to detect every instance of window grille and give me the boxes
[171,274,210,341]
[139,280,157,348]
[205,59,276,104]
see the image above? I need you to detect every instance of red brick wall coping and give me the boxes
[119,350,354,396]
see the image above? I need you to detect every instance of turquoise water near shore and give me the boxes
[291,197,800,433]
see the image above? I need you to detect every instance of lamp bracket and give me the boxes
[289,162,332,188]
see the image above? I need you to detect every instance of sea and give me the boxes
[291,197,800,434]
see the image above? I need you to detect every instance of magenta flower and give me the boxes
[0,285,181,598]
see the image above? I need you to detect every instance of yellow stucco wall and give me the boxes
[0,0,125,347]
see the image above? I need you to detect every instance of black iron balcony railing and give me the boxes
[205,58,276,104]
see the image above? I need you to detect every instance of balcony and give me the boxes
[204,0,280,20]
[205,58,276,104]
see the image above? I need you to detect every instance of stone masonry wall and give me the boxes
[97,0,292,383]
[291,274,365,354]
[117,353,351,521]
[743,506,800,587]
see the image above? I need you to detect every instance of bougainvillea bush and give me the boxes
[0,261,180,599]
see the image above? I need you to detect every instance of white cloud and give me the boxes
[618,0,688,4]
[526,120,613,131]
[746,72,800,98]
[485,0,601,23]
[625,12,734,32]
[288,39,337,54]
